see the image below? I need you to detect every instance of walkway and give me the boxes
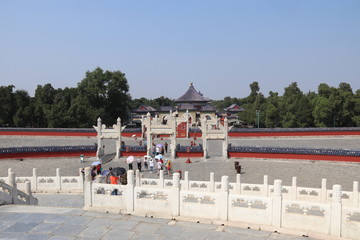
[0,193,316,240]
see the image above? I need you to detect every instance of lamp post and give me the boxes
[256,110,260,128]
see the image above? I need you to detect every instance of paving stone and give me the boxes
[86,217,117,228]
[102,229,134,240]
[77,226,110,239]
[52,224,86,237]
[110,219,138,231]
[29,222,60,234]
[4,222,39,233]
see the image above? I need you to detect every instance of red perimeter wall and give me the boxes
[0,151,96,159]
[228,152,360,162]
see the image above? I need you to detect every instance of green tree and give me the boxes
[0,85,16,127]
[76,67,131,126]
[13,89,32,127]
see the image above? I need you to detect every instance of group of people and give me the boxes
[126,155,172,176]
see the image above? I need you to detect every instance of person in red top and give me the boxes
[110,174,119,195]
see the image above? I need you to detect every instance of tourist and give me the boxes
[143,156,149,171]
[96,164,102,175]
[105,167,112,184]
[91,166,97,181]
[157,159,163,174]
[165,159,172,176]
[109,174,119,195]
[164,142,168,153]
[149,157,155,173]
[136,156,142,172]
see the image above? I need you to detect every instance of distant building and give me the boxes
[130,83,242,127]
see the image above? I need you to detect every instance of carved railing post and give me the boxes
[272,179,282,228]
[330,184,342,237]
[220,176,229,221]
[126,170,135,212]
[171,172,180,217]
[83,167,92,209]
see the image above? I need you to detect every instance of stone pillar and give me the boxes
[235,174,241,194]
[9,172,17,204]
[202,118,208,159]
[32,168,38,192]
[171,172,180,217]
[159,170,164,188]
[116,117,122,159]
[83,167,92,208]
[96,117,104,158]
[222,118,229,159]
[126,170,135,212]
[272,179,282,228]
[209,172,215,192]
[55,168,61,192]
[79,168,84,191]
[220,176,229,221]
[170,113,177,159]
[330,185,342,237]
[290,177,297,200]
[183,171,189,190]
[135,169,140,187]
[353,181,359,207]
[7,172,16,187]
[25,181,32,196]
[146,112,152,156]
[263,175,269,197]
[321,179,327,203]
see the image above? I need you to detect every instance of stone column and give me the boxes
[222,118,229,159]
[116,117,122,159]
[55,168,61,192]
[146,113,152,156]
[171,172,180,217]
[170,113,177,159]
[263,175,268,197]
[321,179,327,203]
[32,168,37,192]
[126,170,135,212]
[83,167,92,208]
[209,172,215,192]
[219,176,229,221]
[135,169,140,187]
[201,118,208,159]
[330,184,342,237]
[96,117,104,158]
[182,171,189,191]
[159,170,164,188]
[290,177,297,200]
[272,179,282,228]
[235,174,241,195]
[353,181,359,207]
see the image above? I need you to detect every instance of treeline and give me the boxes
[212,82,360,128]
[1,67,359,128]
[0,67,131,128]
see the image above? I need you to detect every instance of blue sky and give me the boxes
[1,1,359,100]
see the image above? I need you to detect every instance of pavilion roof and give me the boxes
[175,83,210,103]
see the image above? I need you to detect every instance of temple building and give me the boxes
[130,83,241,127]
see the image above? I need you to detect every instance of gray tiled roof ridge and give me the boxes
[175,83,210,103]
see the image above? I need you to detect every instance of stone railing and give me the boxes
[84,169,360,240]
[0,171,38,206]
[228,127,360,133]
[0,168,84,193]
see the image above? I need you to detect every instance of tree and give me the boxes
[0,85,16,126]
[76,67,131,126]
[13,90,32,127]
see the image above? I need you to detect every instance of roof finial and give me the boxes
[190,82,193,86]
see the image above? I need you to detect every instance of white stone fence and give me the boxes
[0,168,84,193]
[0,171,38,205]
[84,169,360,240]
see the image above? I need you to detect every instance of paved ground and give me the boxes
[1,135,359,239]
[1,136,360,190]
[0,203,317,240]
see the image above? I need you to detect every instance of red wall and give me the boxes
[228,152,360,162]
[0,151,96,159]
[228,131,360,137]
[176,152,204,158]
[0,130,96,137]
